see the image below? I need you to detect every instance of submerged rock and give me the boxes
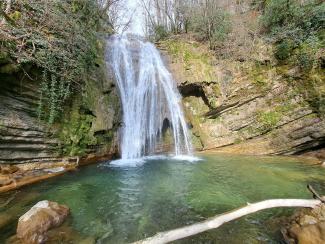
[0,213,13,230]
[0,175,13,187]
[16,200,69,244]
[282,204,325,244]
[46,225,96,244]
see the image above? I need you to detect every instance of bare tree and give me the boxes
[96,0,133,33]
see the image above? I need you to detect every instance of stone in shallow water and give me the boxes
[283,204,325,244]
[83,219,113,241]
[16,200,69,244]
[289,222,325,244]
[299,215,318,226]
[46,225,96,244]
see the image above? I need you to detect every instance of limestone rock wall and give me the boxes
[160,36,325,155]
[0,48,121,164]
[0,66,61,164]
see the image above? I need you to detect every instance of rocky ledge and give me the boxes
[159,36,325,156]
[0,152,116,194]
[282,203,325,244]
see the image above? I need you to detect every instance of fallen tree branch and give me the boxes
[308,184,325,203]
[132,199,322,244]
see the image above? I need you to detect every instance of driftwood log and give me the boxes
[133,198,322,244]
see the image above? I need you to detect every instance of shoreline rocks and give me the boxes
[0,162,77,194]
[0,152,116,194]
[282,203,325,244]
[15,201,70,244]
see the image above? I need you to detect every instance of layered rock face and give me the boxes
[0,67,61,164]
[160,36,325,155]
[0,48,121,165]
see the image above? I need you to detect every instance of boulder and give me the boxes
[46,225,95,244]
[288,222,325,244]
[16,200,69,244]
[282,204,325,244]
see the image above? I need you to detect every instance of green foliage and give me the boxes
[257,111,281,131]
[294,72,325,115]
[248,64,271,88]
[234,138,243,144]
[295,36,322,70]
[153,25,169,41]
[261,0,324,116]
[58,110,96,157]
[275,39,294,60]
[261,0,324,69]
[190,8,232,49]
[162,38,215,81]
[2,0,104,124]
[261,0,303,33]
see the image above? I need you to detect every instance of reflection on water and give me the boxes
[0,154,324,243]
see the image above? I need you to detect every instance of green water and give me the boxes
[1,154,324,243]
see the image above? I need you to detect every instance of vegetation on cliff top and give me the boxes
[0,0,114,124]
[149,0,324,116]
[0,0,123,156]
[261,0,324,114]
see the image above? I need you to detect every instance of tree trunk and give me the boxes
[132,198,322,244]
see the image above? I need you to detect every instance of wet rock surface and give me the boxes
[0,161,78,193]
[0,69,61,164]
[282,204,325,244]
[15,200,70,244]
[0,50,120,166]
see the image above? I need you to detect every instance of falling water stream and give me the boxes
[106,35,192,160]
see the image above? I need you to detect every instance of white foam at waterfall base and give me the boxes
[106,35,193,162]
[172,155,202,162]
[107,155,168,168]
[105,155,201,168]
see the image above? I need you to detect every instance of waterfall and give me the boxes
[106,35,192,159]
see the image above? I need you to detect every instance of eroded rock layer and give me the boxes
[0,67,61,164]
[160,36,325,155]
[0,48,121,165]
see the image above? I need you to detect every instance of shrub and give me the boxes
[190,7,231,49]
[261,0,303,33]
[261,0,324,67]
[153,25,169,41]
[257,111,281,131]
[295,36,321,70]
[275,39,294,60]
[59,112,97,156]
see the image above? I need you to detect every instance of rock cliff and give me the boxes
[0,45,121,165]
[159,35,325,155]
